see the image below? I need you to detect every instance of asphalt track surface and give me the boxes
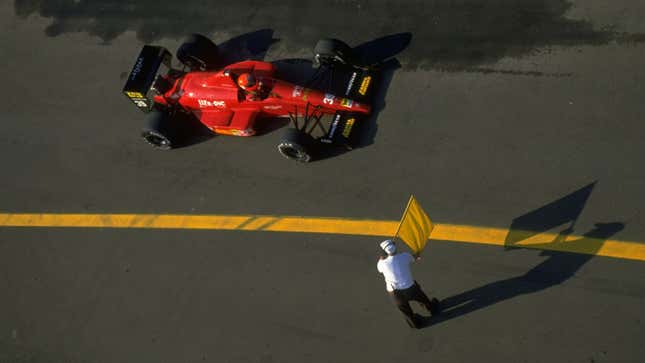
[1,1,644,362]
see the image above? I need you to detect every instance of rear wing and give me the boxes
[122,45,172,112]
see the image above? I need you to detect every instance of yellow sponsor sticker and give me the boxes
[358,76,371,95]
[340,98,353,108]
[125,91,145,98]
[302,89,311,101]
[342,118,355,138]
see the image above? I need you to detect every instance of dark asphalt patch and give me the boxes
[14,0,645,71]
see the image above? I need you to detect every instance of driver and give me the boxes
[237,72,263,100]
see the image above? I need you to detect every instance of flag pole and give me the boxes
[393,195,414,241]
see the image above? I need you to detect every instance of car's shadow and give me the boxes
[169,112,216,149]
[216,29,280,65]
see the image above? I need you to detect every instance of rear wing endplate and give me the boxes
[122,45,172,112]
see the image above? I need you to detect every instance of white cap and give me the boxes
[380,239,396,255]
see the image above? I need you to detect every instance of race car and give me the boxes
[122,34,377,162]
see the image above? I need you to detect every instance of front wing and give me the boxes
[320,66,377,146]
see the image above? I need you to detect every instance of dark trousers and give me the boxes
[389,281,438,328]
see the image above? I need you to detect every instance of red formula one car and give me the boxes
[122,35,376,162]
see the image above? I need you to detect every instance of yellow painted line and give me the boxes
[431,224,645,261]
[0,213,643,261]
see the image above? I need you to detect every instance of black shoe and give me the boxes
[406,313,423,329]
[428,298,441,315]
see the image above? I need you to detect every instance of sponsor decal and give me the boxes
[133,100,148,108]
[329,113,341,138]
[129,57,144,80]
[342,118,355,138]
[302,89,311,101]
[340,98,353,108]
[198,99,225,108]
[125,91,144,98]
[263,105,283,110]
[292,86,303,98]
[323,93,335,105]
[232,129,253,136]
[226,129,255,136]
[359,76,371,95]
[345,72,357,96]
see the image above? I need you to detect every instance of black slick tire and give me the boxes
[313,38,355,67]
[277,128,315,163]
[141,110,178,150]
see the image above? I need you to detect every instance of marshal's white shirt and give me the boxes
[377,252,415,292]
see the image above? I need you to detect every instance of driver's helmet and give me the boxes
[237,73,259,93]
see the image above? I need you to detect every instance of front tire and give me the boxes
[277,128,315,162]
[313,38,355,67]
[141,110,178,150]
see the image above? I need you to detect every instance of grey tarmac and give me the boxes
[1,1,644,362]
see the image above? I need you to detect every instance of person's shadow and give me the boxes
[418,182,624,328]
[419,222,624,328]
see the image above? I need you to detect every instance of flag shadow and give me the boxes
[504,182,596,249]
[417,182,624,329]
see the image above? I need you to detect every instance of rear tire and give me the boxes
[313,38,355,67]
[277,128,315,162]
[141,110,178,150]
[177,34,219,71]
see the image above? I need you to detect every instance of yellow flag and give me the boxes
[395,195,434,254]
